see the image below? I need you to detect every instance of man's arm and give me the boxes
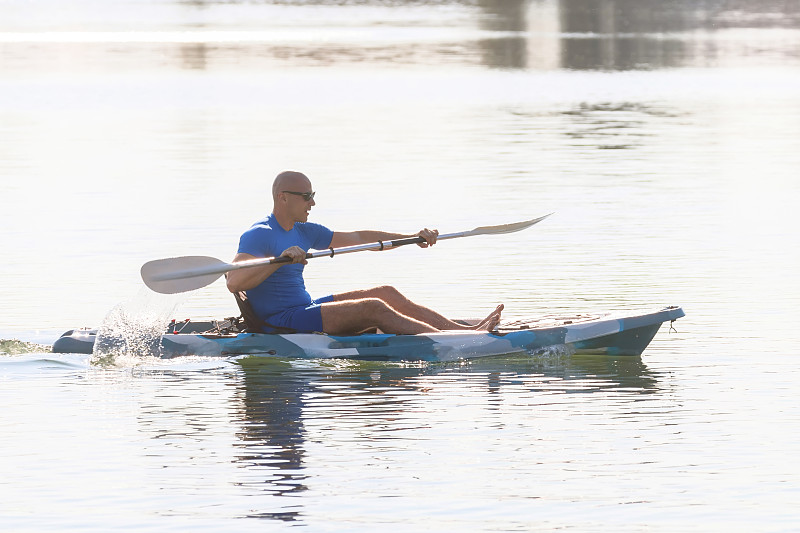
[225,247,307,293]
[330,229,438,249]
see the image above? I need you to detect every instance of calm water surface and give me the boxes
[1,1,799,530]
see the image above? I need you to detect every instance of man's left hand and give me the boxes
[417,228,439,248]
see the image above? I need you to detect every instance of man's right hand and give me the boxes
[281,246,309,265]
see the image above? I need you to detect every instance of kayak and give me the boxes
[52,306,684,362]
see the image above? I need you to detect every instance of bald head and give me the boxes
[272,170,311,202]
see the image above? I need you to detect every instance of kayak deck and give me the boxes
[52,306,684,362]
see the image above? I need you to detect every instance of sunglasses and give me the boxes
[282,190,315,201]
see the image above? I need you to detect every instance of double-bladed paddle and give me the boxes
[141,213,551,294]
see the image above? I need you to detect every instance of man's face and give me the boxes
[282,180,316,223]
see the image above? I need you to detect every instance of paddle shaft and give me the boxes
[160,233,457,282]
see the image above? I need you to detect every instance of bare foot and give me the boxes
[472,304,504,331]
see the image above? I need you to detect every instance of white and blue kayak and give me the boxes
[52,306,684,362]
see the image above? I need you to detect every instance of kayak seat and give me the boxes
[227,278,298,334]
[232,290,262,332]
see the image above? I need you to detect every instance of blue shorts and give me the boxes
[264,295,334,333]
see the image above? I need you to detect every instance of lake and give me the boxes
[1,0,799,530]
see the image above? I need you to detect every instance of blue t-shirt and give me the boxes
[237,213,334,320]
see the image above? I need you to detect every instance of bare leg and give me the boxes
[320,298,438,336]
[331,286,502,332]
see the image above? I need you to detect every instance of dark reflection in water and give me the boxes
[229,360,436,520]
[560,102,683,150]
[502,100,685,152]
[477,0,529,69]
[1,0,798,75]
[235,368,307,490]
[465,353,659,393]
[557,0,702,70]
[232,363,309,521]
[226,354,659,521]
[179,42,208,70]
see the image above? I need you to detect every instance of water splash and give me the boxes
[91,289,184,367]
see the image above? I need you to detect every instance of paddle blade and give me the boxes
[466,213,552,237]
[141,255,230,294]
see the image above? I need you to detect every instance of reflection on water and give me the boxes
[1,0,799,74]
[234,361,310,509]
[0,353,664,526]
[558,0,800,70]
[477,0,530,69]
[223,354,658,521]
[560,102,683,150]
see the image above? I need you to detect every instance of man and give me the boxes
[226,171,503,335]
